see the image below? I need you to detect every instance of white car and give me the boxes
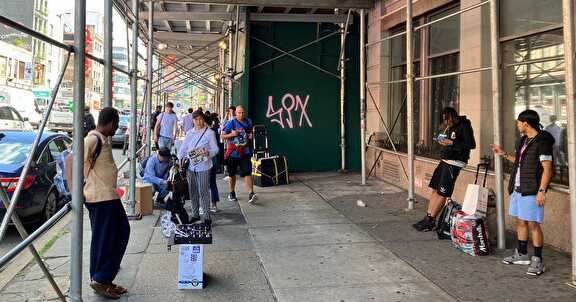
[0,105,28,131]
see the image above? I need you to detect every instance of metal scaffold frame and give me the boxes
[359,0,576,285]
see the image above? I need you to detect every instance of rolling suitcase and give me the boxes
[251,125,289,187]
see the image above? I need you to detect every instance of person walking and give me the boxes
[181,107,194,135]
[413,107,476,232]
[154,102,178,150]
[83,106,96,137]
[491,109,554,276]
[178,110,219,224]
[221,105,256,203]
[83,107,130,299]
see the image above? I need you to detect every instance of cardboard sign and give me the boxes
[178,244,203,289]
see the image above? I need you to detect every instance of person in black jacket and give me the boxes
[413,107,476,232]
[491,109,553,276]
[83,106,96,137]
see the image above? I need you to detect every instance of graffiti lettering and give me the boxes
[266,93,313,129]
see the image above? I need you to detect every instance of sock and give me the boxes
[518,240,528,255]
[534,246,543,260]
[426,214,435,222]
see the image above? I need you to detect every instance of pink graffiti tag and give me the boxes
[266,93,313,129]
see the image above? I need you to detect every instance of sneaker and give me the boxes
[248,192,257,204]
[502,249,531,265]
[526,256,546,276]
[210,204,219,213]
[412,216,435,232]
[228,192,238,202]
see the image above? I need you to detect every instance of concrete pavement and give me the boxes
[1,172,575,301]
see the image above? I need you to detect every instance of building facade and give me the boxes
[366,0,569,251]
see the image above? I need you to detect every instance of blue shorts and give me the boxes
[509,191,544,223]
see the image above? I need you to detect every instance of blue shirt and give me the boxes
[157,112,178,138]
[181,113,194,134]
[222,118,252,158]
[178,127,219,172]
[142,154,171,186]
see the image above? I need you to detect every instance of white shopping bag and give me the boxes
[462,184,489,217]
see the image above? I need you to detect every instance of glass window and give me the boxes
[0,107,14,120]
[390,24,421,66]
[500,0,562,38]
[9,108,22,121]
[38,148,52,165]
[48,140,64,160]
[0,56,6,79]
[502,29,567,185]
[429,53,460,136]
[429,6,460,56]
[0,137,31,166]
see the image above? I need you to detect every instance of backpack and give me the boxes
[64,134,102,192]
[224,119,252,160]
[435,199,461,240]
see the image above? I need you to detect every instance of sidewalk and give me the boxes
[1,172,575,301]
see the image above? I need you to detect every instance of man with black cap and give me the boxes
[142,148,173,203]
[492,109,554,276]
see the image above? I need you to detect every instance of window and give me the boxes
[0,56,6,79]
[17,61,25,80]
[0,107,14,120]
[38,148,52,165]
[500,0,562,38]
[502,29,567,185]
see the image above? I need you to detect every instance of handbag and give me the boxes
[462,163,490,217]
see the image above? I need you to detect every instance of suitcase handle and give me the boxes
[474,163,490,187]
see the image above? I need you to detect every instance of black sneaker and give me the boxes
[248,192,257,204]
[412,216,435,232]
[228,192,238,202]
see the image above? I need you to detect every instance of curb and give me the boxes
[0,213,71,292]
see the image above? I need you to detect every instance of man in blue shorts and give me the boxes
[221,105,256,203]
[492,109,554,276]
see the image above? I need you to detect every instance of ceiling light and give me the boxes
[218,40,227,50]
[158,43,168,50]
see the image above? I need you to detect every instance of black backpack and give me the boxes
[436,199,461,240]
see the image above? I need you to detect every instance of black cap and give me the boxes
[158,148,171,157]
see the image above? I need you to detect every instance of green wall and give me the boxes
[248,21,360,172]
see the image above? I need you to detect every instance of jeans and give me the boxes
[158,136,174,150]
[152,183,169,201]
[85,200,130,284]
[210,167,219,204]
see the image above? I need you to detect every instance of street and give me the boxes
[0,147,128,265]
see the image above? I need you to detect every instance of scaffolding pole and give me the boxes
[339,9,351,171]
[70,0,86,300]
[405,0,415,210]
[360,9,367,185]
[228,20,234,107]
[146,0,154,157]
[561,0,576,286]
[489,0,506,251]
[104,0,113,107]
[128,0,139,218]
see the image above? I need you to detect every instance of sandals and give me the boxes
[90,281,128,299]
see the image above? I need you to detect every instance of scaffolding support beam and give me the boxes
[104,0,113,107]
[405,0,415,210]
[146,0,154,157]
[561,0,576,286]
[70,0,86,300]
[339,9,350,172]
[128,0,140,218]
[489,0,506,251]
[360,9,367,185]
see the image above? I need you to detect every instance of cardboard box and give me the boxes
[135,183,153,216]
[178,244,203,289]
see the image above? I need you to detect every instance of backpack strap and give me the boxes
[89,134,102,171]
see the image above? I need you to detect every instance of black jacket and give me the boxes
[440,116,476,163]
[508,131,555,196]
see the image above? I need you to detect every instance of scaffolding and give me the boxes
[0,1,574,300]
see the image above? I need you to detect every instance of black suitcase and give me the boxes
[252,156,289,187]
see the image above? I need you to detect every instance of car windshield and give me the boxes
[0,137,31,166]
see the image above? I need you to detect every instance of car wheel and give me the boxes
[43,191,58,222]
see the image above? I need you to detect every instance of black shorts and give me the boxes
[226,157,252,177]
[428,161,462,198]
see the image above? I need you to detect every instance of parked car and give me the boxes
[0,105,32,131]
[0,131,71,224]
[111,114,130,146]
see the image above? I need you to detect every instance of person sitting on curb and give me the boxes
[142,148,173,204]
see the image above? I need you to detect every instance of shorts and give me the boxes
[428,161,462,198]
[226,157,252,177]
[509,191,544,223]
